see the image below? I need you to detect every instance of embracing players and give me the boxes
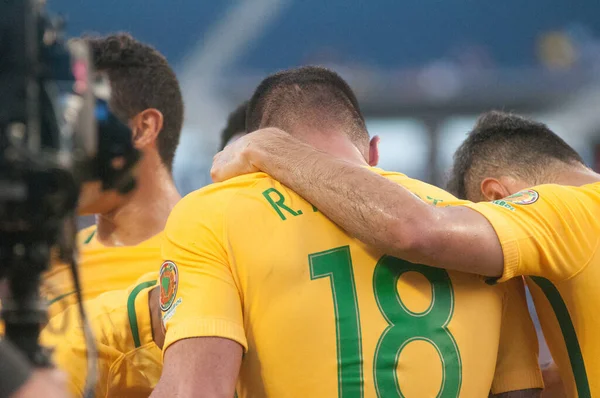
[152,67,542,397]
[214,104,600,396]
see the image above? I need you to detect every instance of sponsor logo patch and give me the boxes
[491,199,516,211]
[159,261,178,312]
[503,189,539,205]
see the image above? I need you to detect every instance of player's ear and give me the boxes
[480,177,510,201]
[368,135,380,167]
[131,108,164,149]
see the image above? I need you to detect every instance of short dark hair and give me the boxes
[219,101,248,151]
[246,66,368,145]
[447,111,584,199]
[85,33,184,171]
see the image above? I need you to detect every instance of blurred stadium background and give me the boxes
[53,0,600,367]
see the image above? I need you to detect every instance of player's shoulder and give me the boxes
[45,287,130,349]
[374,168,461,204]
[510,181,600,208]
[79,279,154,353]
[548,180,600,198]
[176,173,268,210]
[169,172,281,226]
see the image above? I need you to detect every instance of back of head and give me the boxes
[447,111,584,200]
[246,66,369,149]
[84,33,184,171]
[220,101,248,151]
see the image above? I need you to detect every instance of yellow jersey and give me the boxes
[161,170,543,397]
[44,226,162,318]
[41,272,162,398]
[466,182,600,397]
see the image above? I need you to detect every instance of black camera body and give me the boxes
[0,0,139,366]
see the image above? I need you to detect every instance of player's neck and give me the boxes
[550,165,600,187]
[301,132,369,167]
[95,157,181,247]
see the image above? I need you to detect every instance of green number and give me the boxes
[309,247,461,398]
[373,256,461,397]
[310,246,364,398]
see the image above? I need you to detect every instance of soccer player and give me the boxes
[445,112,577,397]
[212,109,600,397]
[41,272,165,397]
[152,67,542,398]
[44,33,184,316]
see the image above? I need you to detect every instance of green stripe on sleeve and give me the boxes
[127,280,157,348]
[530,276,590,397]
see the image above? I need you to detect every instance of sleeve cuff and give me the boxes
[464,203,521,282]
[491,368,544,394]
[163,318,248,358]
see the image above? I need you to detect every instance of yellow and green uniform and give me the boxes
[41,272,162,398]
[466,182,600,397]
[44,226,162,318]
[161,170,543,397]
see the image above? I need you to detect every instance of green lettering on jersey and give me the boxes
[262,188,303,221]
[426,196,445,206]
[491,200,515,212]
[312,204,319,213]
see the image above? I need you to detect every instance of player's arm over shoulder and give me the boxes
[379,180,598,281]
[376,174,506,276]
[465,184,599,281]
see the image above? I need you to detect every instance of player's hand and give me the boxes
[211,128,285,182]
[12,369,71,398]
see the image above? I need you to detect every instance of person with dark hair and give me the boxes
[446,111,582,397]
[213,109,600,397]
[44,33,183,316]
[446,111,584,201]
[219,101,248,151]
[152,67,542,397]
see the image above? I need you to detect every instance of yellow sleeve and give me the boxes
[41,307,119,398]
[464,184,599,282]
[490,277,544,394]
[160,188,247,355]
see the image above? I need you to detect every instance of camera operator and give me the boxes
[0,339,69,398]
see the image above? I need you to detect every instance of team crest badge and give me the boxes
[504,189,539,205]
[159,261,178,312]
